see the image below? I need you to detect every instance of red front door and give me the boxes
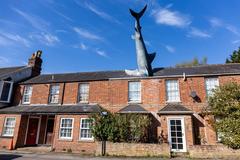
[26,118,39,146]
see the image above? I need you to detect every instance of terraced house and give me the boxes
[0,51,240,154]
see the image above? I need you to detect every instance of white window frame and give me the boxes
[0,81,13,103]
[78,83,89,103]
[2,117,16,137]
[59,118,74,140]
[79,118,94,141]
[49,84,60,104]
[166,80,180,102]
[22,85,33,104]
[128,81,141,103]
[205,78,219,97]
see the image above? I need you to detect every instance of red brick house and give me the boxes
[0,52,240,153]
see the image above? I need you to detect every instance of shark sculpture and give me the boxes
[125,5,156,76]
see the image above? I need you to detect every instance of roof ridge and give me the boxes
[163,63,240,69]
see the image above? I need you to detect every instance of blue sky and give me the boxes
[0,0,240,73]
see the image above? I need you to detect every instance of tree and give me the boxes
[208,82,240,149]
[226,47,240,63]
[176,57,207,67]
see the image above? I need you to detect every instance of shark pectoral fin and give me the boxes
[131,35,135,39]
[148,52,156,64]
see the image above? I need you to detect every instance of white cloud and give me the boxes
[226,25,240,36]
[187,27,211,38]
[82,2,121,24]
[232,40,240,44]
[165,45,175,53]
[73,43,88,50]
[29,32,60,46]
[73,27,103,41]
[152,7,191,28]
[0,31,30,47]
[0,56,10,66]
[51,8,73,22]
[96,49,108,57]
[12,8,50,31]
[209,17,223,27]
[0,35,11,46]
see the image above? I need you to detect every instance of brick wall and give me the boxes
[0,114,22,149]
[189,145,240,158]
[52,114,97,154]
[95,141,170,157]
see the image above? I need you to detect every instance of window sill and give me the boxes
[78,139,94,143]
[128,101,142,104]
[58,138,73,142]
[0,135,14,138]
[78,101,89,104]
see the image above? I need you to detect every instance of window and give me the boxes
[166,80,180,102]
[2,117,16,136]
[205,78,219,97]
[0,81,13,103]
[78,83,89,103]
[128,81,141,102]
[59,118,73,139]
[49,84,60,104]
[80,118,93,140]
[22,85,32,104]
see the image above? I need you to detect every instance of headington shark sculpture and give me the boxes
[125,5,156,76]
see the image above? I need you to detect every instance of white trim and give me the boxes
[24,116,30,145]
[167,116,187,152]
[165,80,181,102]
[2,117,16,137]
[36,115,42,144]
[22,85,32,104]
[128,81,141,103]
[43,115,49,144]
[59,118,74,140]
[79,118,94,141]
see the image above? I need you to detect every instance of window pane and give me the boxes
[60,118,73,139]
[3,117,16,136]
[79,84,89,102]
[205,78,219,97]
[49,85,60,103]
[0,82,12,102]
[166,80,180,102]
[22,86,32,103]
[128,82,141,102]
[80,118,93,139]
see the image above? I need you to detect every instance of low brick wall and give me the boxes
[189,145,240,158]
[96,142,170,157]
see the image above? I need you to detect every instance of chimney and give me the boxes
[28,50,43,77]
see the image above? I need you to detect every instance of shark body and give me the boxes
[125,5,156,77]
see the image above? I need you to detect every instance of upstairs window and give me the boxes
[2,117,16,137]
[0,81,13,103]
[80,118,93,140]
[49,84,60,104]
[205,78,219,97]
[128,81,141,102]
[166,80,180,102]
[78,83,89,103]
[22,85,33,104]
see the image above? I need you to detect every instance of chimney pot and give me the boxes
[28,50,43,77]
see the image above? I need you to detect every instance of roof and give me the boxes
[21,63,240,84]
[0,66,26,79]
[158,103,193,114]
[118,104,150,113]
[0,104,102,115]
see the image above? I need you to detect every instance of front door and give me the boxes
[168,118,186,152]
[26,118,39,146]
[45,118,55,145]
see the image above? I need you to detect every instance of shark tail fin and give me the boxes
[129,5,147,20]
[148,52,156,64]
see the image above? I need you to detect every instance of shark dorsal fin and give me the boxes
[148,52,156,64]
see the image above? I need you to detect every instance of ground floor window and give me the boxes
[80,118,93,140]
[59,118,73,139]
[2,117,16,136]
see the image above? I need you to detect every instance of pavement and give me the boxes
[1,150,240,160]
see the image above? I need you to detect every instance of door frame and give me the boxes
[24,115,42,145]
[167,116,187,152]
[44,115,55,144]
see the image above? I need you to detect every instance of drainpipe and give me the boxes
[61,83,65,105]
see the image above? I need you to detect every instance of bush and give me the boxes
[208,82,240,149]
[90,112,151,143]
